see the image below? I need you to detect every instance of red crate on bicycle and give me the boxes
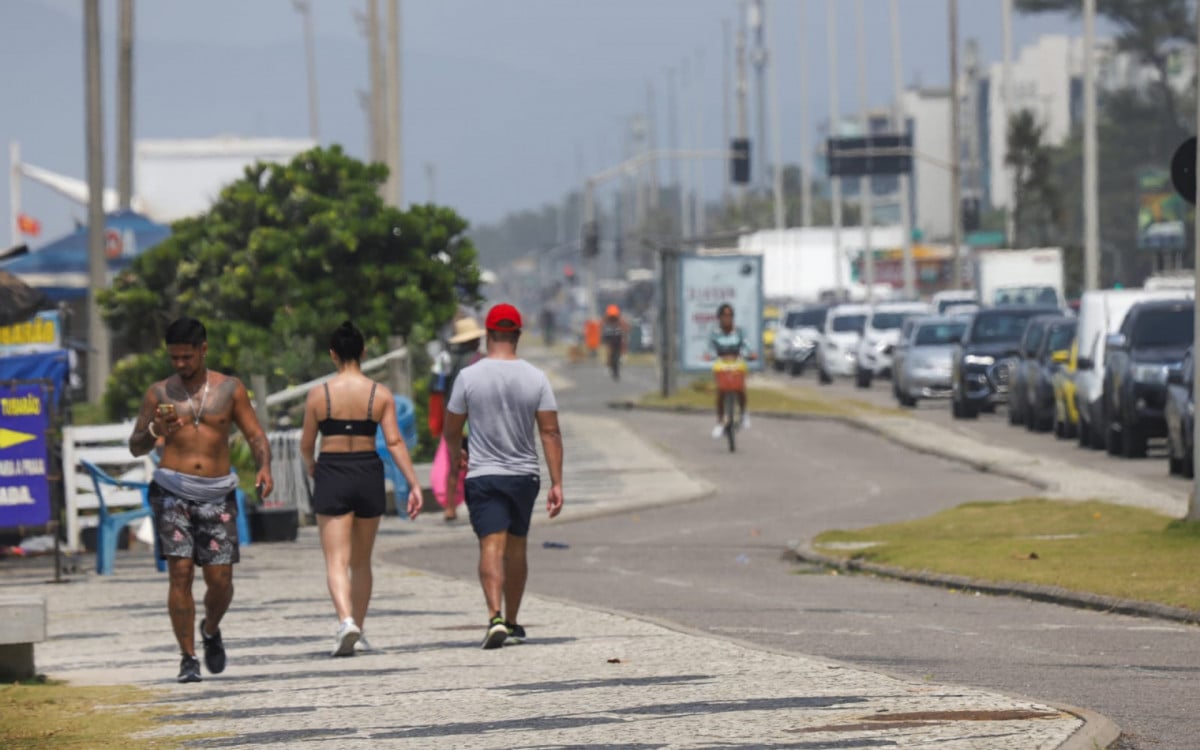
[713,362,746,392]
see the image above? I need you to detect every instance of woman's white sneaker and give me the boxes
[331,618,360,657]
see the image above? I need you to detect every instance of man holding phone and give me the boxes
[129,317,274,683]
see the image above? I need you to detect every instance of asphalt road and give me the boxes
[392,355,1198,749]
[768,365,1190,500]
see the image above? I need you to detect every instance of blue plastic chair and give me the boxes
[80,459,165,575]
[375,395,418,516]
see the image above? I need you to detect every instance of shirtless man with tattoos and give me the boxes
[129,317,274,683]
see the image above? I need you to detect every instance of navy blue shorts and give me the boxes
[465,474,541,538]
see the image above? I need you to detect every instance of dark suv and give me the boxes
[951,306,1059,419]
[1103,298,1194,458]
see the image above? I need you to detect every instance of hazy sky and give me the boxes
[2,0,1099,245]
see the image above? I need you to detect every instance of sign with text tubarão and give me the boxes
[0,384,51,527]
[678,254,764,373]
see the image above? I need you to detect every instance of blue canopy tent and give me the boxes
[0,210,171,301]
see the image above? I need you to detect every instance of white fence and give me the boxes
[61,422,153,552]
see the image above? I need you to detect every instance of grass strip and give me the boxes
[639,378,903,418]
[812,498,1200,612]
[1,679,208,750]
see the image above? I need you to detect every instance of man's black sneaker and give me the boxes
[482,615,507,650]
[505,621,526,644]
[177,654,202,683]
[199,619,226,674]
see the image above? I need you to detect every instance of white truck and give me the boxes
[973,247,1064,309]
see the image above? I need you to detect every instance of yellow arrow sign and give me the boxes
[0,428,36,450]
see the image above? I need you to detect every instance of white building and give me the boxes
[901,88,953,241]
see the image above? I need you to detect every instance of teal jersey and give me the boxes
[708,326,750,358]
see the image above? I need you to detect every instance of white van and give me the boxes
[1074,287,1193,449]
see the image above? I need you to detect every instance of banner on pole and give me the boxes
[678,254,763,373]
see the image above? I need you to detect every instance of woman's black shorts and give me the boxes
[312,451,386,518]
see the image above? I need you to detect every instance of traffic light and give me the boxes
[827,134,912,178]
[730,138,751,185]
[582,221,600,258]
[961,196,981,232]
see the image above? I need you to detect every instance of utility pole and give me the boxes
[750,0,768,195]
[722,18,732,204]
[293,0,320,142]
[798,0,813,228]
[425,162,435,203]
[365,0,385,164]
[889,0,915,299]
[9,142,18,247]
[1190,0,1200,522]
[1001,0,1014,247]
[667,67,680,202]
[948,0,964,289]
[855,0,874,301]
[117,0,133,210]
[679,59,692,238]
[767,0,785,230]
[735,8,750,209]
[385,0,403,206]
[1083,0,1099,291]
[646,81,659,210]
[827,0,844,298]
[84,0,109,403]
[694,48,707,240]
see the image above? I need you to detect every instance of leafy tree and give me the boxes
[1006,109,1062,248]
[99,145,482,420]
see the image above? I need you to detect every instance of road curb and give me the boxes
[791,543,1200,626]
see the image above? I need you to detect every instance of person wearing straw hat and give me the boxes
[429,315,485,521]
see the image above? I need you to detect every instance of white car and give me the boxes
[816,304,871,384]
[772,305,829,376]
[932,289,979,315]
[854,301,932,388]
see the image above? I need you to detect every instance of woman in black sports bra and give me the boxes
[300,320,423,656]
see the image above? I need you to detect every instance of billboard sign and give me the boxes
[0,310,61,357]
[0,384,51,527]
[679,254,763,373]
[1137,168,1187,251]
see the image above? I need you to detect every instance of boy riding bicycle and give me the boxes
[704,303,755,439]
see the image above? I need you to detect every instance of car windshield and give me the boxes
[994,286,1059,307]
[870,312,907,330]
[785,309,826,328]
[1046,324,1075,353]
[832,314,866,333]
[970,311,1040,343]
[1132,308,1193,348]
[937,297,974,314]
[914,322,966,346]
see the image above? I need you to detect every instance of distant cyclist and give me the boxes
[601,305,626,381]
[705,303,754,439]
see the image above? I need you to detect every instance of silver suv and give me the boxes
[772,305,828,376]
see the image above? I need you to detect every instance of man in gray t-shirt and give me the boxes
[443,303,564,650]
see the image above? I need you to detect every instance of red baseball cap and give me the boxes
[485,303,523,331]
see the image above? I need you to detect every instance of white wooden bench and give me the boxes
[61,422,153,552]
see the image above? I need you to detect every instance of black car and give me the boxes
[1021,317,1076,433]
[1007,314,1057,428]
[1165,346,1194,477]
[1103,298,1194,458]
[951,306,1059,420]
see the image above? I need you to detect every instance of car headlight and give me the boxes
[792,334,812,348]
[964,354,994,366]
[1133,363,1168,384]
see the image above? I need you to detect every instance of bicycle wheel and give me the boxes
[724,390,737,452]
